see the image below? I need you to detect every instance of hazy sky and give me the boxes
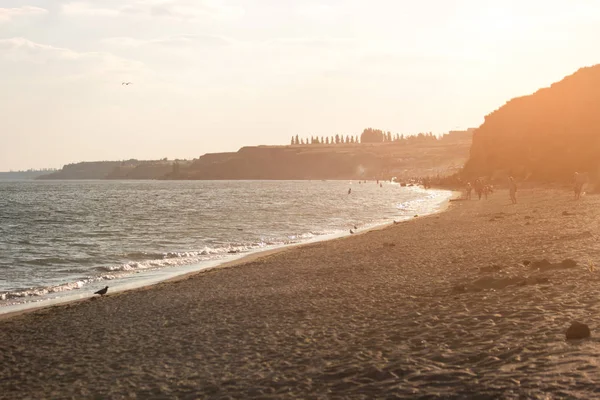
[1,0,599,170]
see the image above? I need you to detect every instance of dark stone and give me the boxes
[522,260,531,266]
[531,259,552,270]
[566,322,591,340]
[530,258,577,271]
[452,285,468,293]
[560,259,577,268]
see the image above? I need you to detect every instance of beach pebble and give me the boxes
[566,322,591,340]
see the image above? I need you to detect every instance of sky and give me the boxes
[1,0,600,170]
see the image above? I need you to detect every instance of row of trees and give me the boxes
[290,128,440,146]
[290,134,360,145]
[361,128,437,143]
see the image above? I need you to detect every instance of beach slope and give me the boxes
[2,187,600,399]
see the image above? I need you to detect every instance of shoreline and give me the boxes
[0,188,456,320]
[6,186,596,398]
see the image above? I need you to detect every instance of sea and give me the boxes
[0,180,451,313]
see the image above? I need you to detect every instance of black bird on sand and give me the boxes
[94,286,109,296]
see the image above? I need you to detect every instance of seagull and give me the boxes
[94,286,109,296]
[121,82,133,86]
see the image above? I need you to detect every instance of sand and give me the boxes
[2,186,600,399]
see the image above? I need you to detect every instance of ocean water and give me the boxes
[0,180,451,312]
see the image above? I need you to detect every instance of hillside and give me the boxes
[464,65,600,181]
[37,160,184,180]
[37,131,472,180]
[0,170,57,180]
[179,135,471,180]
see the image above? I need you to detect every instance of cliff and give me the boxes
[181,136,470,180]
[0,170,57,180]
[37,160,186,180]
[464,65,600,181]
[38,161,123,180]
[37,132,472,180]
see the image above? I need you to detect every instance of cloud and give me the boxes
[102,33,232,48]
[294,3,335,20]
[61,2,120,17]
[266,37,354,49]
[0,37,148,81]
[62,0,243,21]
[0,6,48,22]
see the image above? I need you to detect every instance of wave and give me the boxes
[0,184,453,309]
[97,241,300,273]
[0,280,88,301]
[0,233,339,304]
[23,257,76,266]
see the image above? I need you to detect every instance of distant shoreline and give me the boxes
[0,188,456,319]
[34,135,472,181]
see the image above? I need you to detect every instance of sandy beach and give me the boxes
[2,186,600,399]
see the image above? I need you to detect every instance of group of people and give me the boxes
[465,177,516,203]
[465,172,588,204]
[465,178,496,201]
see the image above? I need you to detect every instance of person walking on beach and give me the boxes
[508,176,517,204]
[474,179,484,200]
[466,182,472,200]
[573,172,586,200]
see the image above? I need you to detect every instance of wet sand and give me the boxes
[2,186,600,399]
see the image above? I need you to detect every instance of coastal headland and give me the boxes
[2,185,599,398]
[36,130,472,181]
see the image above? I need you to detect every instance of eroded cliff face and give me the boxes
[168,136,471,180]
[464,65,600,181]
[37,133,472,180]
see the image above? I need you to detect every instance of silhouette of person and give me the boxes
[574,172,585,200]
[508,176,517,204]
[466,182,472,200]
[348,188,351,195]
[474,179,484,200]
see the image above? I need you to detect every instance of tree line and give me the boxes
[290,128,440,146]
